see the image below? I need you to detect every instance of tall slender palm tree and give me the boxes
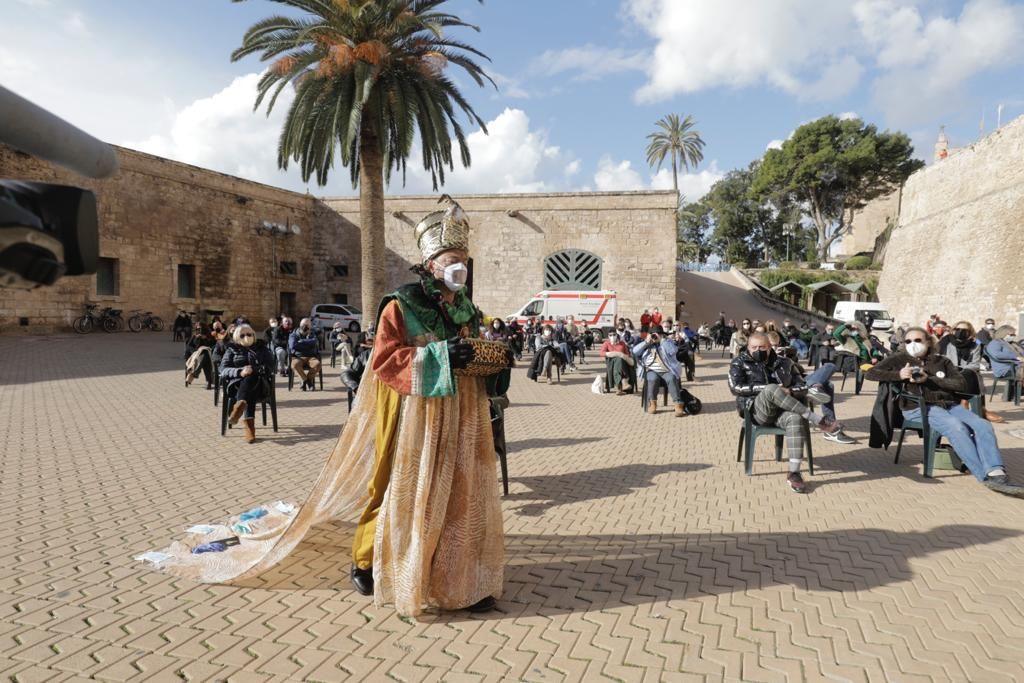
[645,114,705,196]
[231,0,493,316]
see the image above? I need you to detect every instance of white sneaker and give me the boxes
[806,386,830,406]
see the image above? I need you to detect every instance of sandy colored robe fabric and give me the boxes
[145,301,504,617]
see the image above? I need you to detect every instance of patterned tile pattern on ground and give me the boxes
[3,333,1024,682]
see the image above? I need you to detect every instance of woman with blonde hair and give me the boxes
[219,323,275,443]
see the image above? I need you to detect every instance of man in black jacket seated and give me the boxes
[729,333,842,493]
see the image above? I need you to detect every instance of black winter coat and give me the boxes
[865,351,965,410]
[728,350,806,415]
[219,341,275,382]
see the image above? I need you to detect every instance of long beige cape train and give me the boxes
[149,366,504,617]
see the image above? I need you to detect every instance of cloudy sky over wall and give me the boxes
[5,0,1024,199]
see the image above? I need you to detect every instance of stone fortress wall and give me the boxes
[878,114,1024,328]
[0,144,677,333]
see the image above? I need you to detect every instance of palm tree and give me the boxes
[645,114,705,196]
[231,0,493,317]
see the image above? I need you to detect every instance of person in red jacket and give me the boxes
[651,308,663,327]
[640,309,652,335]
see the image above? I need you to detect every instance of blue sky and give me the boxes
[5,0,1024,199]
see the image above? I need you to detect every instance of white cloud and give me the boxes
[564,160,581,177]
[622,0,1024,126]
[595,157,723,199]
[124,73,311,191]
[490,71,530,100]
[530,45,647,81]
[63,11,89,37]
[594,158,646,191]
[625,0,858,103]
[838,111,860,120]
[402,108,580,194]
[766,139,784,151]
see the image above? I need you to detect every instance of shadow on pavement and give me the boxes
[506,463,711,517]
[507,436,606,452]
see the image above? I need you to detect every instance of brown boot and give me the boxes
[674,404,687,417]
[242,418,256,443]
[229,400,247,426]
[647,401,657,415]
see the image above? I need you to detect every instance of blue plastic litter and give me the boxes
[191,542,227,554]
[238,507,268,522]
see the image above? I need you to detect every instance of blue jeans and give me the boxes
[805,362,836,420]
[646,371,682,405]
[558,342,574,364]
[790,339,809,358]
[902,404,1004,481]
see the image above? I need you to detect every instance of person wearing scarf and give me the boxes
[939,321,1003,423]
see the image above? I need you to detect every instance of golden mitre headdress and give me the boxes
[414,195,470,262]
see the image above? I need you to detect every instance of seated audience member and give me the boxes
[507,318,525,360]
[329,321,352,352]
[485,318,508,343]
[834,320,880,373]
[975,318,997,346]
[729,333,842,493]
[931,320,949,340]
[614,320,633,345]
[272,317,292,376]
[553,318,578,372]
[220,324,276,444]
[939,321,1003,423]
[866,327,1024,497]
[341,328,375,394]
[288,317,322,391]
[670,327,697,381]
[184,323,215,389]
[581,323,595,351]
[986,325,1024,387]
[600,330,635,395]
[211,321,232,370]
[729,319,752,358]
[632,326,697,417]
[782,320,808,358]
[263,317,279,346]
[768,332,855,444]
[697,322,713,350]
[527,324,565,383]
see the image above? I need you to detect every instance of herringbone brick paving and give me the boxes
[2,334,1024,682]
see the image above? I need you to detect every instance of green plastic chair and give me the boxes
[989,375,1021,405]
[736,401,814,476]
[894,388,982,478]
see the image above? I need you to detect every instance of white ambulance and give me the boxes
[509,290,618,337]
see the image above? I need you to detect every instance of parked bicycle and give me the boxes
[73,304,125,333]
[128,309,165,333]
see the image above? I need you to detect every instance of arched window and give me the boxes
[543,249,603,290]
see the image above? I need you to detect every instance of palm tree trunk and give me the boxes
[358,134,387,323]
[671,153,679,195]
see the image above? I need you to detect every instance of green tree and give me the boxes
[677,200,711,262]
[231,0,493,316]
[645,114,705,195]
[752,115,923,262]
[704,164,793,264]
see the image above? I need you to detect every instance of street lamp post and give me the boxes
[782,223,795,262]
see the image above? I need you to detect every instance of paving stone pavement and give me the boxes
[3,334,1024,682]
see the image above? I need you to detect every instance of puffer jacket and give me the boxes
[986,339,1021,379]
[728,349,806,415]
[219,340,275,382]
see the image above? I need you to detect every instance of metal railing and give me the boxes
[677,261,731,273]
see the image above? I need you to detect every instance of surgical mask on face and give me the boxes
[986,324,995,330]
[1007,335,1018,343]
[300,325,310,333]
[240,334,255,348]
[608,335,618,343]
[542,331,552,339]
[954,329,970,341]
[437,262,468,291]
[850,330,860,337]
[492,322,501,329]
[906,341,927,357]
[270,321,278,328]
[751,349,772,364]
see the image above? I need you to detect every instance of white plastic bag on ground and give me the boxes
[591,376,606,394]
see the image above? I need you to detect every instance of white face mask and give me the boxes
[437,262,468,291]
[906,341,927,357]
[986,324,995,330]
[542,331,552,339]
[240,335,256,348]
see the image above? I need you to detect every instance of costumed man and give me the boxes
[348,199,511,613]
[142,199,511,619]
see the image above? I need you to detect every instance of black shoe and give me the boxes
[465,596,496,612]
[205,383,214,390]
[351,565,374,596]
[787,472,807,493]
[300,383,307,392]
[983,475,1024,497]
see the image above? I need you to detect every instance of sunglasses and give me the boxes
[240,333,255,338]
[905,338,927,343]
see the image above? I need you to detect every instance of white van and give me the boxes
[509,290,617,334]
[833,302,894,331]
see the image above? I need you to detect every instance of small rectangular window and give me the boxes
[332,293,348,305]
[279,261,298,275]
[177,264,196,299]
[331,264,349,277]
[96,257,118,296]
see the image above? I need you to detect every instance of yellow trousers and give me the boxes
[351,380,402,569]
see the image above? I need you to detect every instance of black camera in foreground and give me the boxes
[0,180,99,289]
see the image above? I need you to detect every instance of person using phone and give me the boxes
[866,327,1024,497]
